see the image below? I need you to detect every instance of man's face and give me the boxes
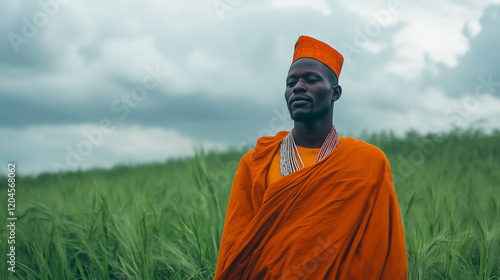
[285,58,335,123]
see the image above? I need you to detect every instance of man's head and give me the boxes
[285,36,343,123]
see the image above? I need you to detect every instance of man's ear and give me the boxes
[332,85,342,102]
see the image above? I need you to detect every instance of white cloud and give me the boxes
[340,0,497,78]
[466,18,482,38]
[269,0,332,16]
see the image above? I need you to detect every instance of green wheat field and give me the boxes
[1,129,499,280]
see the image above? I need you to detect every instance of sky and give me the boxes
[1,0,499,176]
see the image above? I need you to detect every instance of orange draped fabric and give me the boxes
[214,131,407,279]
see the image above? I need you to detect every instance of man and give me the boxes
[214,36,407,279]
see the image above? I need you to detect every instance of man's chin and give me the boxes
[291,112,315,123]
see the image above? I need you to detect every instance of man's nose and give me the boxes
[293,79,306,94]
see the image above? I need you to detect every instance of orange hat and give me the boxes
[292,35,344,79]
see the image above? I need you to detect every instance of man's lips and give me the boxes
[292,100,309,106]
[290,96,312,106]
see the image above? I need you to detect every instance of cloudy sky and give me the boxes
[1,0,499,176]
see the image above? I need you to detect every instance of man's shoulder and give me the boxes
[240,149,254,163]
[237,131,288,167]
[255,131,289,147]
[340,136,389,163]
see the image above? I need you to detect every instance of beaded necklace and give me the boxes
[279,126,339,177]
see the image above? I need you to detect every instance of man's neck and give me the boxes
[293,120,333,148]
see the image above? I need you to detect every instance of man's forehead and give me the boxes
[287,58,327,76]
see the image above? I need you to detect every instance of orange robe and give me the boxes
[215,131,407,279]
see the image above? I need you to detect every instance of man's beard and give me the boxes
[289,104,330,123]
[291,110,316,123]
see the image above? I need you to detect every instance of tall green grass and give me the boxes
[1,129,499,279]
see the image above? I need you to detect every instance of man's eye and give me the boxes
[287,81,296,87]
[307,79,318,83]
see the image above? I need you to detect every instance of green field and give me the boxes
[1,129,499,279]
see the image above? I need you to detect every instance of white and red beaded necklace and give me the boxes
[279,125,340,177]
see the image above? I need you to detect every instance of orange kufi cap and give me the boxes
[292,36,344,79]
